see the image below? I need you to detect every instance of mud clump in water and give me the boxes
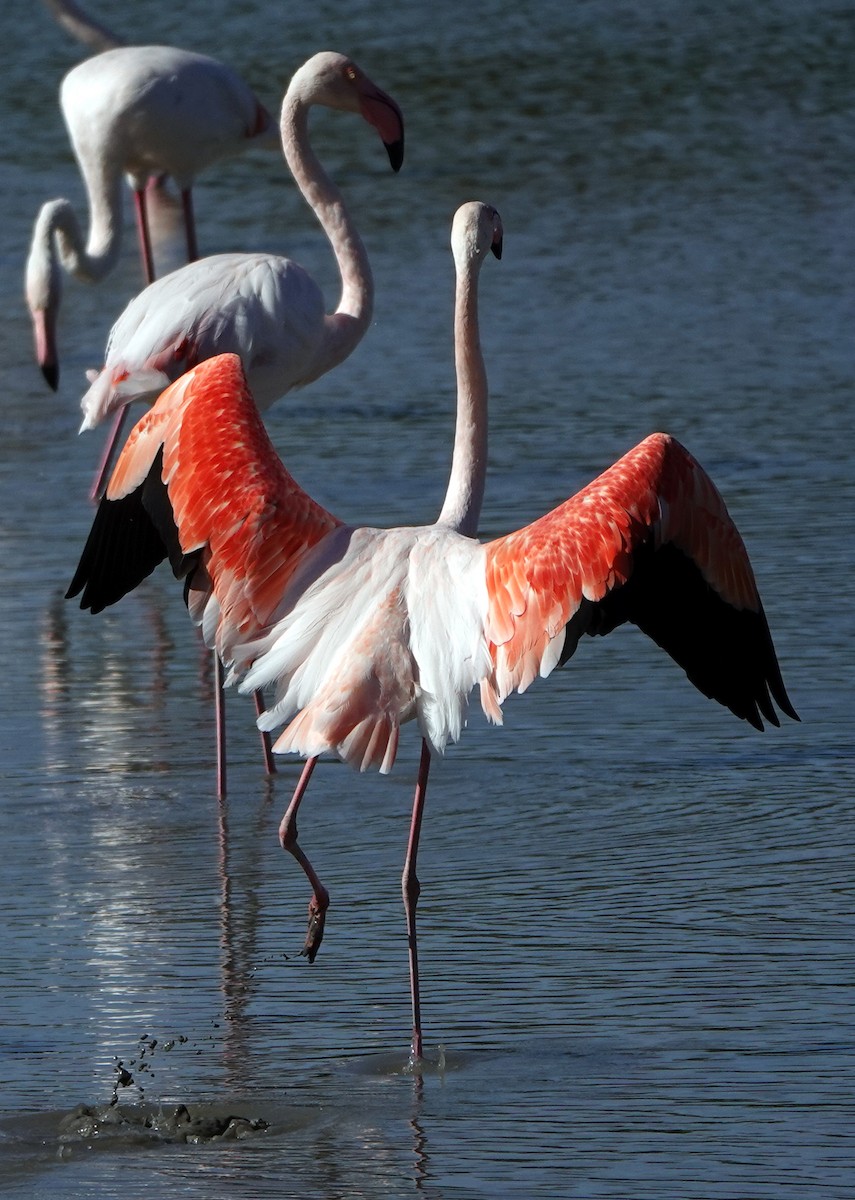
[58,1102,270,1145]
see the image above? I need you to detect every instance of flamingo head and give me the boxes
[290,52,405,172]
[451,202,504,272]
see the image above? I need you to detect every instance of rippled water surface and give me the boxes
[1,0,853,1196]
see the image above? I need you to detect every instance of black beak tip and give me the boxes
[385,137,405,173]
[41,362,59,392]
[491,237,503,261]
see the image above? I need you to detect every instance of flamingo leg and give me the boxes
[254,690,276,775]
[214,651,227,797]
[279,755,329,961]
[181,188,199,262]
[403,740,431,1062]
[132,187,157,285]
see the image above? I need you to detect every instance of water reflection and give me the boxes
[216,783,275,1091]
[38,587,177,777]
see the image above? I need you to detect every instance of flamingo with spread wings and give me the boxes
[27,0,277,389]
[68,203,797,1060]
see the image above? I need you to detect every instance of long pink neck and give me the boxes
[42,0,123,52]
[436,253,488,537]
[279,91,374,377]
[26,191,124,312]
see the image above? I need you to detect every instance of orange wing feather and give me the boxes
[483,434,794,728]
[111,354,342,653]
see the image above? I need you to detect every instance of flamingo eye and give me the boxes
[344,65,358,82]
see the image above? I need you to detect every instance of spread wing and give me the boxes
[68,353,342,660]
[482,433,797,730]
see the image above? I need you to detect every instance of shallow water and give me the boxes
[1,0,853,1196]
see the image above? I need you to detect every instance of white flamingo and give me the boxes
[27,0,277,389]
[68,203,798,1060]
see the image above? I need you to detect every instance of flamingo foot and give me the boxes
[278,769,329,962]
[409,1026,424,1065]
[301,893,329,962]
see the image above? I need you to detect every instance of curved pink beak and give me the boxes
[359,85,405,172]
[32,308,59,391]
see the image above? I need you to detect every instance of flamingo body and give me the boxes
[80,252,329,424]
[61,47,273,193]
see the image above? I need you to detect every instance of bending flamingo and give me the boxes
[27,3,276,389]
[77,50,405,493]
[67,203,798,1060]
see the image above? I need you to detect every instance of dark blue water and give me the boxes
[0,0,852,1196]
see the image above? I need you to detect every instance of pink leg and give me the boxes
[89,407,129,502]
[279,756,329,960]
[214,658,274,791]
[181,189,199,262]
[254,690,276,775]
[132,188,157,285]
[403,740,431,1062]
[215,652,227,798]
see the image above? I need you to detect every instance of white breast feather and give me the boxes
[233,527,491,768]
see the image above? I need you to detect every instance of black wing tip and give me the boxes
[65,578,107,614]
[752,621,800,730]
[773,686,800,725]
[65,453,174,616]
[587,541,800,734]
[749,688,800,731]
[716,653,800,731]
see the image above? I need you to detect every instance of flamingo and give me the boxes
[76,50,405,495]
[27,3,277,390]
[67,203,798,1060]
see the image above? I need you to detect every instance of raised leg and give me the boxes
[254,690,276,775]
[279,756,329,961]
[403,740,431,1062]
[181,189,199,263]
